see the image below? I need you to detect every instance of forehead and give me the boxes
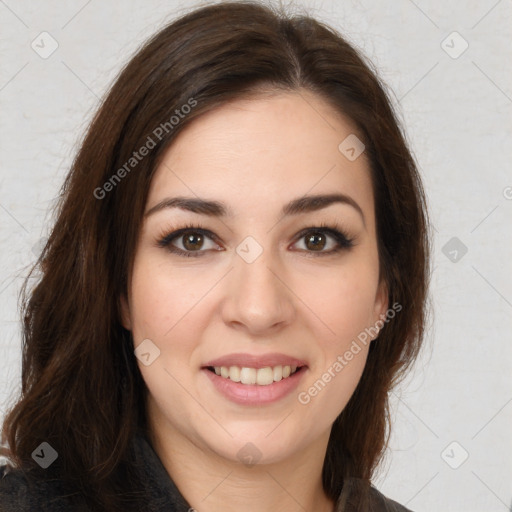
[147,90,374,223]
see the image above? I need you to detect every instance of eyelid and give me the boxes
[156,225,222,251]
[292,224,354,249]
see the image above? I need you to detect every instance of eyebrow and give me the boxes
[145,193,365,225]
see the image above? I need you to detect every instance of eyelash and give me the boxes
[156,221,355,258]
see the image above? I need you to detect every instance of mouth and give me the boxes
[205,364,305,386]
[201,353,308,405]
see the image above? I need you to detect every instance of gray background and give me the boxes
[1,1,511,510]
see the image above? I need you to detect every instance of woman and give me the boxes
[0,1,431,511]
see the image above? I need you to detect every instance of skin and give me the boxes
[120,89,388,512]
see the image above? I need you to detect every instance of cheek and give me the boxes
[297,332,370,427]
[128,257,215,398]
[298,313,371,421]
[128,260,202,415]
[129,257,200,341]
[295,254,379,408]
[299,257,380,341]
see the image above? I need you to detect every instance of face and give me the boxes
[121,90,388,466]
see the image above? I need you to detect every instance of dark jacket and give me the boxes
[0,432,412,511]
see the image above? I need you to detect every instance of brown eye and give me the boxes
[304,231,328,251]
[182,231,205,251]
[293,226,353,255]
[157,226,221,258]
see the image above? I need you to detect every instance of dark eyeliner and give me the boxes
[294,221,355,253]
[156,221,355,257]
[156,223,217,258]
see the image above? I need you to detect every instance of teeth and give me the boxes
[229,366,241,382]
[212,364,300,385]
[240,367,256,385]
[256,367,273,386]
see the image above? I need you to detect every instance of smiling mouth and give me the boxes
[206,364,304,386]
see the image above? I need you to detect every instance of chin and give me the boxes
[198,421,316,467]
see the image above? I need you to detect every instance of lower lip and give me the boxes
[202,367,306,405]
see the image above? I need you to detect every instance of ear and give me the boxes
[371,278,389,339]
[119,293,132,331]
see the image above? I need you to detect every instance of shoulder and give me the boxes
[0,464,89,512]
[0,465,31,512]
[338,477,414,512]
[367,484,413,512]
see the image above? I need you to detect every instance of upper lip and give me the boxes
[202,352,308,369]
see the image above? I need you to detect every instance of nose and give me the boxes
[221,244,295,335]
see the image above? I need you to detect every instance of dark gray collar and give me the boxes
[132,431,192,512]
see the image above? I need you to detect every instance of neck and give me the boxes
[148,412,335,512]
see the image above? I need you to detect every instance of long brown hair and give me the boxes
[1,1,431,510]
